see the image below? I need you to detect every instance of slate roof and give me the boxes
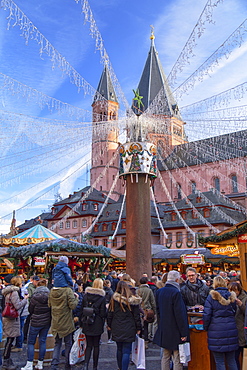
[54,186,115,206]
[162,191,246,228]
[132,38,181,118]
[159,129,247,170]
[93,65,118,103]
[90,199,165,237]
[17,213,50,233]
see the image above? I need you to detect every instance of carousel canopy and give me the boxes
[1,225,62,246]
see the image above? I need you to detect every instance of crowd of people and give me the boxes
[0,259,246,370]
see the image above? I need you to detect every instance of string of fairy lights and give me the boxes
[0,0,247,245]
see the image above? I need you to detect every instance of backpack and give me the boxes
[81,294,105,326]
[81,296,96,325]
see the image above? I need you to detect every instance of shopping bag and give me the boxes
[132,335,146,369]
[69,328,86,365]
[243,348,247,369]
[178,342,191,364]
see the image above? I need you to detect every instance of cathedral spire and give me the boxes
[94,64,118,103]
[132,32,181,118]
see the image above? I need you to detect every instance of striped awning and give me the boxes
[1,225,62,246]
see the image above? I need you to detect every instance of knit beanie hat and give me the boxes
[59,256,69,264]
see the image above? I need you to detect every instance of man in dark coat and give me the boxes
[181,267,209,309]
[153,270,189,370]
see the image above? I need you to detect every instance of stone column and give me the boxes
[125,174,152,284]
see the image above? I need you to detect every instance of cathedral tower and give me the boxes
[91,65,122,198]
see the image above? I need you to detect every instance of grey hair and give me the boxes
[167,270,180,282]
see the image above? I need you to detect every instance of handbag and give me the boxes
[132,335,146,369]
[143,308,155,323]
[2,293,18,319]
[69,328,86,365]
[178,342,191,364]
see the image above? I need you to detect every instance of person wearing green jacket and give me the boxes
[48,286,78,370]
[137,276,156,349]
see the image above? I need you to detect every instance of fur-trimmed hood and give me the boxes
[2,285,20,296]
[210,289,236,305]
[113,292,142,306]
[85,286,105,297]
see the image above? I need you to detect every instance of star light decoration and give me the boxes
[132,89,144,110]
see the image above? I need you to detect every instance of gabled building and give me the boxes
[47,187,116,242]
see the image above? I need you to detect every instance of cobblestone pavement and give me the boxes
[6,330,162,370]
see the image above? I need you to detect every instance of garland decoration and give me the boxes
[0,0,105,101]
[176,243,182,249]
[75,0,130,110]
[173,19,247,100]
[186,242,194,248]
[199,221,247,244]
[7,238,111,258]
[0,73,92,121]
[168,0,223,88]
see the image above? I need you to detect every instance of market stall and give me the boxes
[199,219,247,290]
[8,238,111,277]
[151,247,239,274]
[0,225,63,275]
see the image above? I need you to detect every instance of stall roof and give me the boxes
[110,246,234,260]
[8,238,111,258]
[151,247,231,260]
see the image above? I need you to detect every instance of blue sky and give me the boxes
[0,0,247,233]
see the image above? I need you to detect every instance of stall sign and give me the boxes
[238,234,247,243]
[34,257,45,266]
[206,244,220,248]
[211,244,239,257]
[181,254,205,265]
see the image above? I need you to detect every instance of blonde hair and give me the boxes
[213,276,227,289]
[156,281,165,289]
[92,278,103,290]
[11,276,22,287]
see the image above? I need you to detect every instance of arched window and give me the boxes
[102,223,108,232]
[231,174,238,193]
[121,220,126,229]
[177,183,182,199]
[214,177,220,192]
[204,208,210,218]
[191,181,196,194]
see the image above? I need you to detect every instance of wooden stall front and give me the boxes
[187,312,216,370]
